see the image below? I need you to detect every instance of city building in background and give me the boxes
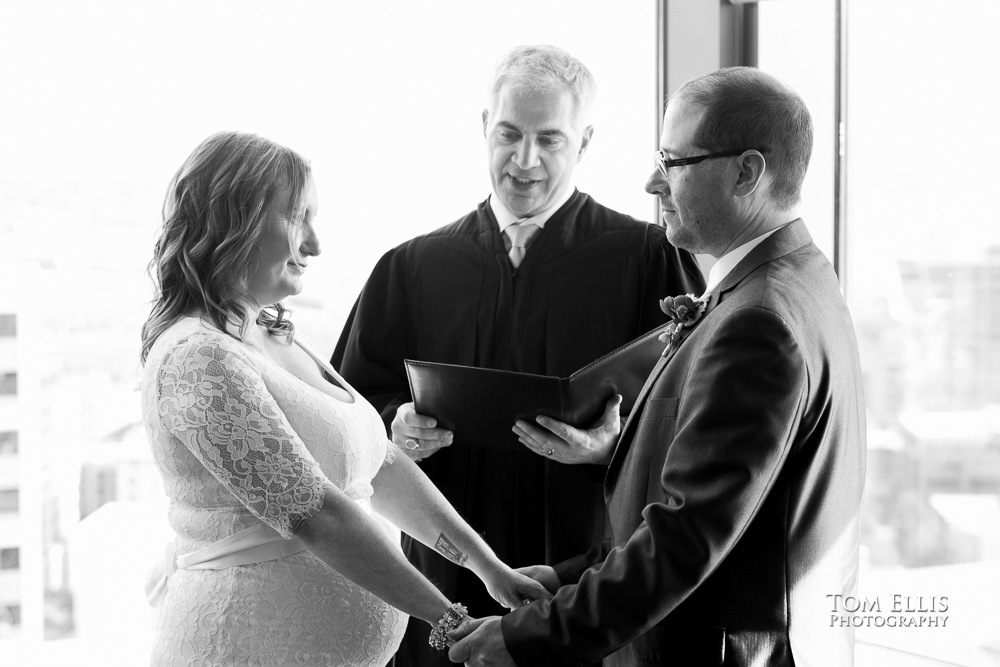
[0,264,45,641]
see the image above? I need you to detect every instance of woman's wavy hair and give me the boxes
[141,131,311,362]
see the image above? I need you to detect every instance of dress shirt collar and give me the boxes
[489,187,575,234]
[702,224,788,297]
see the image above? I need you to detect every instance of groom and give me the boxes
[449,67,866,666]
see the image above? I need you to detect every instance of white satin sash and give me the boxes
[144,522,308,607]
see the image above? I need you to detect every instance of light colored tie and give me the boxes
[505,221,539,269]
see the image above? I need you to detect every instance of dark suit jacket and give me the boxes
[501,220,867,667]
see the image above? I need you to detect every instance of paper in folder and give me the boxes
[404,325,666,450]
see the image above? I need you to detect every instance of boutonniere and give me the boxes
[658,293,708,357]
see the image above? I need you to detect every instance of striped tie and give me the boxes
[505,221,539,269]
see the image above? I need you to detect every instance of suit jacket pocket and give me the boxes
[639,397,678,421]
[630,625,726,665]
[626,397,680,506]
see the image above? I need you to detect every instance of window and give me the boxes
[0,432,15,455]
[0,374,14,396]
[758,0,999,662]
[843,0,1000,564]
[0,605,20,629]
[0,489,17,513]
[0,548,17,570]
[0,315,13,337]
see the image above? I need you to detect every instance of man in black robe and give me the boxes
[331,44,704,666]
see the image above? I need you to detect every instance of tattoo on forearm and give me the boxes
[435,534,469,567]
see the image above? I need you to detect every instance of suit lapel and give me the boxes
[606,288,719,489]
[714,219,813,297]
[604,220,814,492]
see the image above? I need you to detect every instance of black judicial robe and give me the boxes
[331,190,704,666]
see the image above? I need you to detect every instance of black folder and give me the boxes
[404,326,666,449]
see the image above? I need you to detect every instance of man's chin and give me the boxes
[499,189,548,217]
[664,225,696,253]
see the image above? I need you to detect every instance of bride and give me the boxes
[140,131,549,666]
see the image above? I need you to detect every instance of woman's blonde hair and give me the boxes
[141,131,311,362]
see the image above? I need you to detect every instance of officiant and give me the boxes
[332,44,703,666]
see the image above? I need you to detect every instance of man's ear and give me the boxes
[578,126,594,160]
[734,150,767,197]
[482,109,489,137]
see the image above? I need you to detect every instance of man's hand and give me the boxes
[481,564,553,610]
[515,564,560,594]
[448,616,514,666]
[392,402,453,462]
[513,394,622,466]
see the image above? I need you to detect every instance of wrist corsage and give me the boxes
[428,602,468,652]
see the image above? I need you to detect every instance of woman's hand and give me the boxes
[479,563,554,610]
[429,611,477,650]
[515,564,560,594]
[446,615,478,649]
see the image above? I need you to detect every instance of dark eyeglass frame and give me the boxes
[654,148,768,178]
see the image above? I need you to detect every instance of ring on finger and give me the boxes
[545,447,554,456]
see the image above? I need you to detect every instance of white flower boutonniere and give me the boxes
[658,293,708,357]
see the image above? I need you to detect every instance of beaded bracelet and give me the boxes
[428,602,468,652]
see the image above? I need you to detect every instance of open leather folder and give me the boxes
[404,325,667,450]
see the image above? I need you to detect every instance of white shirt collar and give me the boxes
[489,187,575,233]
[702,224,788,298]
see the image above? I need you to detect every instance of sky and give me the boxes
[0,1,656,350]
[3,0,997,339]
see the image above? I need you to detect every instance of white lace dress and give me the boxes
[141,317,408,666]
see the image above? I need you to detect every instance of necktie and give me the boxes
[505,221,539,269]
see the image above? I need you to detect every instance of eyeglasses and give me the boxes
[654,148,767,178]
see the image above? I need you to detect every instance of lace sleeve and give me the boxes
[381,441,400,468]
[156,333,328,539]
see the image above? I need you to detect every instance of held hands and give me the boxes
[448,617,514,666]
[513,394,622,466]
[514,564,559,594]
[432,609,476,652]
[480,563,553,610]
[392,402,453,461]
[454,565,555,663]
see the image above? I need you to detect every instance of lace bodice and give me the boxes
[141,317,406,666]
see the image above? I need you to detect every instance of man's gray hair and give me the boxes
[488,44,597,128]
[673,67,813,210]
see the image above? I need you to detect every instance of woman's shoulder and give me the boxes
[146,317,252,371]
